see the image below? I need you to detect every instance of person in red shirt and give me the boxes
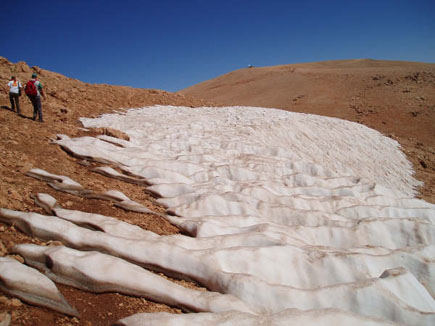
[25,73,46,122]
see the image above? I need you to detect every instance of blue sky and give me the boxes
[1,0,434,92]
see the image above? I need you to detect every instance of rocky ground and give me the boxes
[0,57,434,325]
[0,57,211,325]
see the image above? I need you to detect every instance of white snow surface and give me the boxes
[45,105,435,324]
[78,105,420,196]
[0,257,78,316]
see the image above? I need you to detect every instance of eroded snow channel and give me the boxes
[24,106,435,324]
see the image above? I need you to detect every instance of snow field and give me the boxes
[1,106,434,325]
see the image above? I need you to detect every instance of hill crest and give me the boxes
[180,59,435,201]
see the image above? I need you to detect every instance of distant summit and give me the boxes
[179,59,435,148]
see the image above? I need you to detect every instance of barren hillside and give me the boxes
[181,59,435,200]
[0,57,213,326]
[180,60,435,140]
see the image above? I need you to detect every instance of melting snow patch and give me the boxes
[78,106,420,196]
[2,106,434,325]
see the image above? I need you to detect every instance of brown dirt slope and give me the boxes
[180,59,435,202]
[0,57,213,326]
[0,57,212,123]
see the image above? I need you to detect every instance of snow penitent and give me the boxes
[1,106,434,325]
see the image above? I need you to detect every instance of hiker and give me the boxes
[7,76,22,115]
[25,73,46,122]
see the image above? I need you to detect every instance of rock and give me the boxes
[95,127,130,141]
[6,189,22,202]
[419,159,428,169]
[384,79,394,85]
[0,312,11,326]
[78,160,91,167]
[10,298,22,307]
[31,66,42,75]
[54,91,68,101]
[19,162,33,173]
[46,240,64,247]
[0,57,10,65]
[0,241,6,256]
[2,177,15,184]
[16,61,30,73]
[9,254,24,263]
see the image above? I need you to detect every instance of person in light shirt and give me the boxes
[7,76,22,115]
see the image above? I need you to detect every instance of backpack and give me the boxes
[25,80,38,96]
